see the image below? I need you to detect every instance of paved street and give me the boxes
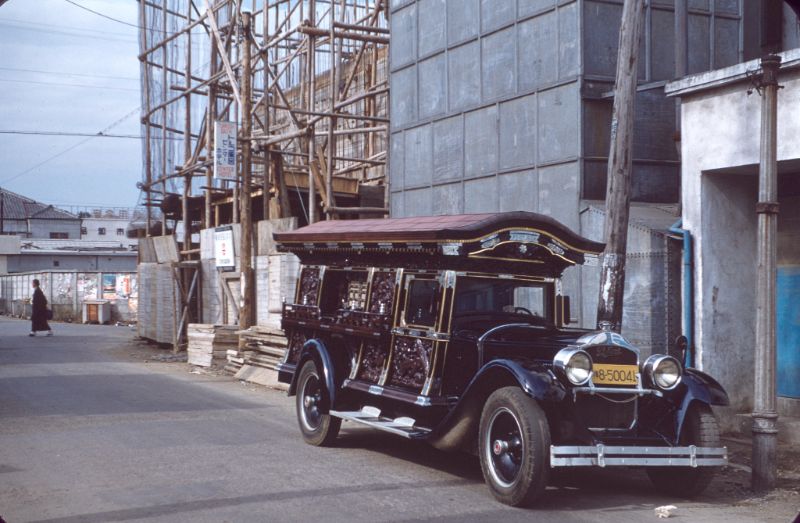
[0,317,797,523]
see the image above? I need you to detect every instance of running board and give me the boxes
[330,407,431,439]
[550,444,728,467]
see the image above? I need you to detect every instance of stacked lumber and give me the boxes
[187,323,238,367]
[238,325,288,371]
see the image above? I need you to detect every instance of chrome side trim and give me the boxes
[550,444,728,468]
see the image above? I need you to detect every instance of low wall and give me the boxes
[0,270,138,323]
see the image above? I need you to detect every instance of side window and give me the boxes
[512,286,545,316]
[404,279,439,327]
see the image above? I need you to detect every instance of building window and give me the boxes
[80,227,87,235]
[116,228,124,236]
[53,260,60,267]
[49,232,68,239]
[119,210,128,219]
[98,227,106,236]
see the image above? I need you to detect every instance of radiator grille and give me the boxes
[574,394,637,430]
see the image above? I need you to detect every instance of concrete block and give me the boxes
[518,11,557,91]
[498,170,537,212]
[447,0,480,45]
[715,0,739,14]
[583,1,621,77]
[538,161,579,231]
[465,176,499,213]
[404,124,433,187]
[433,115,464,183]
[404,188,434,216]
[390,3,416,69]
[714,17,740,69]
[418,53,447,119]
[464,105,498,177]
[651,8,675,81]
[481,0,516,33]
[390,191,405,217]
[482,26,517,101]
[499,93,537,170]
[432,183,464,215]
[390,131,405,189]
[448,41,481,111]
[518,0,555,18]
[537,83,578,163]
[558,2,579,79]
[391,66,417,129]
[418,0,446,57]
[256,218,297,255]
[688,13,711,74]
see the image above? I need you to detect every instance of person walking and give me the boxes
[29,279,53,337]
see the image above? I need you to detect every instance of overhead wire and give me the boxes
[62,0,167,32]
[0,78,140,92]
[0,66,139,82]
[0,106,142,185]
[0,130,182,140]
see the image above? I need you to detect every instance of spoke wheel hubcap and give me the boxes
[300,372,323,431]
[486,407,524,488]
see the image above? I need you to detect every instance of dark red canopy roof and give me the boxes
[274,211,604,254]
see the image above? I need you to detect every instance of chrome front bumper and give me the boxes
[550,444,728,467]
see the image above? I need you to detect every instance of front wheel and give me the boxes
[478,387,551,506]
[295,360,341,446]
[646,402,720,497]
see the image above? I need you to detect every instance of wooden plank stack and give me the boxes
[187,323,239,367]
[238,325,288,371]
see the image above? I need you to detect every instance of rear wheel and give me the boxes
[478,387,550,506]
[646,402,720,497]
[296,361,341,446]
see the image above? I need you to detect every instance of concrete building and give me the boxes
[79,208,139,250]
[387,0,792,348]
[0,187,81,239]
[665,47,800,428]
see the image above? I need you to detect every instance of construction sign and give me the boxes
[214,121,237,180]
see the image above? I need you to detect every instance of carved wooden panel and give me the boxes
[286,329,309,364]
[298,267,320,305]
[388,336,433,390]
[357,340,387,383]
[369,270,396,314]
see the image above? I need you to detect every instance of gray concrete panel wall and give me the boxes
[7,254,137,273]
[28,219,81,239]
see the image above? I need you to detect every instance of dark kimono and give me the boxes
[31,287,51,332]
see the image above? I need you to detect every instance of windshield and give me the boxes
[454,277,552,322]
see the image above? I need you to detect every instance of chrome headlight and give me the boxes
[644,354,682,390]
[554,348,593,386]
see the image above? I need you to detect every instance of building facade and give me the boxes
[0,187,81,239]
[666,47,800,425]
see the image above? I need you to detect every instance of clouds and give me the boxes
[0,0,142,207]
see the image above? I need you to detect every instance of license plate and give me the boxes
[592,364,638,386]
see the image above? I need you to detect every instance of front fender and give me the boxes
[674,368,730,438]
[287,339,337,413]
[427,359,565,452]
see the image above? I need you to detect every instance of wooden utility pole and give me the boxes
[596,0,646,330]
[239,11,255,341]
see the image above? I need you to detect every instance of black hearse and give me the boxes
[274,212,728,506]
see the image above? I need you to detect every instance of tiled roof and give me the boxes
[0,187,78,221]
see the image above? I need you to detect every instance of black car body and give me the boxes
[274,211,728,506]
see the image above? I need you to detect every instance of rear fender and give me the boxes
[288,339,336,413]
[675,368,730,438]
[427,359,565,452]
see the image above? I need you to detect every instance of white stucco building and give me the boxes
[666,48,800,433]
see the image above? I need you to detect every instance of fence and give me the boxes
[0,270,138,323]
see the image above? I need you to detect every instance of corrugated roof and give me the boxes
[0,187,78,221]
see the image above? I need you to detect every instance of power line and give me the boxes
[0,16,137,37]
[62,0,167,33]
[63,0,142,30]
[0,66,138,82]
[0,21,138,44]
[0,130,182,140]
[0,106,142,185]
[0,78,140,92]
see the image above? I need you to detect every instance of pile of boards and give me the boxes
[238,325,287,371]
[187,323,239,367]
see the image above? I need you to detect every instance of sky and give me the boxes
[0,0,143,209]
